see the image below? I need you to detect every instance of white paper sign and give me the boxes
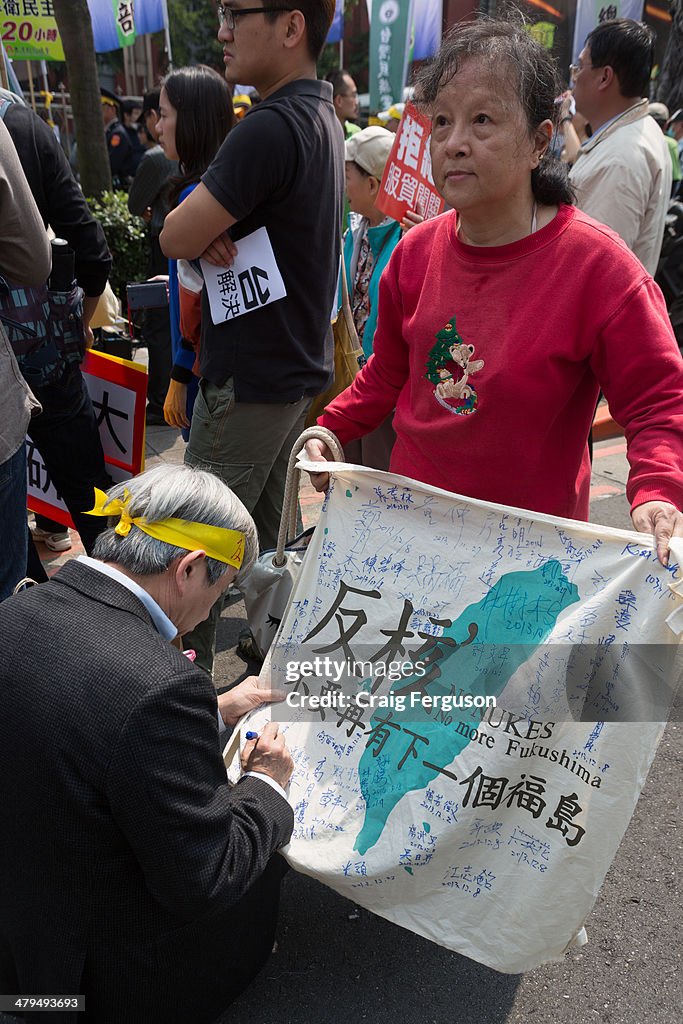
[83,376,136,465]
[202,226,287,325]
[27,361,142,518]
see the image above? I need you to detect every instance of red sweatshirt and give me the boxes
[319,204,683,521]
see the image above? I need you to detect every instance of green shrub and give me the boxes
[87,190,148,303]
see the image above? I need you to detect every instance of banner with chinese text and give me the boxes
[0,1,64,61]
[1,0,167,61]
[27,349,146,528]
[234,462,683,972]
[88,0,166,52]
[375,102,445,222]
[368,0,414,112]
[571,0,643,63]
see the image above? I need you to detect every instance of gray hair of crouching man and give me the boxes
[91,464,258,585]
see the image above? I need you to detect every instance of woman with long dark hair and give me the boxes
[156,65,234,434]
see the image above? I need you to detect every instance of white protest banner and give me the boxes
[27,350,146,529]
[202,227,287,326]
[233,463,683,973]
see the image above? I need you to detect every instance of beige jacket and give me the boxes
[0,118,50,462]
[570,100,671,275]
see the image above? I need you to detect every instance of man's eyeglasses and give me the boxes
[217,4,293,30]
[569,62,594,77]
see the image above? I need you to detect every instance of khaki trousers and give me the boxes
[183,376,310,676]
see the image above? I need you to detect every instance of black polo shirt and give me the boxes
[201,78,344,403]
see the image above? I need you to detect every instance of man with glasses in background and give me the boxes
[566,18,670,274]
[161,1,343,674]
[326,67,361,139]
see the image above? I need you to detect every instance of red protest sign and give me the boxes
[27,349,147,529]
[376,102,445,224]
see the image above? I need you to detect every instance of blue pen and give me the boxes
[245,731,259,741]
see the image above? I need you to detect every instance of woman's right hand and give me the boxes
[304,438,334,492]
[401,201,425,233]
[163,380,190,429]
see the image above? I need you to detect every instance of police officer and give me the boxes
[121,97,146,175]
[101,88,135,189]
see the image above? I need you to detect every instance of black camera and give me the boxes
[126,281,169,310]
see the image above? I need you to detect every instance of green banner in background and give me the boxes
[369,0,415,112]
[112,0,137,48]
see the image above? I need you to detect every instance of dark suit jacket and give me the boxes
[0,561,293,1024]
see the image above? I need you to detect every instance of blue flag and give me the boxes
[326,0,344,45]
[87,0,167,53]
[412,0,442,60]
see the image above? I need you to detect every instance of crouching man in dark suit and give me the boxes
[0,464,294,1024]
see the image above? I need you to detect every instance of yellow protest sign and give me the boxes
[1,3,64,61]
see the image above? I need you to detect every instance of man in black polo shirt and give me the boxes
[161,0,343,672]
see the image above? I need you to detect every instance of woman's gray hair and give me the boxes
[416,15,574,207]
[92,464,258,584]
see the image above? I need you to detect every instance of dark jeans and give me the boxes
[0,443,27,600]
[28,364,111,555]
[143,306,172,413]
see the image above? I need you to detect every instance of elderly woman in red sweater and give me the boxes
[306,18,683,566]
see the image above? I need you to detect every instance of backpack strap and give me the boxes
[0,98,11,121]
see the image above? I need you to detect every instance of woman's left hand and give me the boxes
[631,500,683,566]
[303,438,334,492]
[163,380,190,429]
[218,676,286,728]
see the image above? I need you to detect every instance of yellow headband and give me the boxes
[85,488,245,569]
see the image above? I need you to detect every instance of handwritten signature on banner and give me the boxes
[236,466,683,971]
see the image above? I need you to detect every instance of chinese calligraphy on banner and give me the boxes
[112,0,135,47]
[376,102,445,223]
[0,0,64,61]
[1,0,166,60]
[89,0,166,51]
[571,0,643,62]
[233,461,683,972]
[27,349,146,529]
[368,0,414,112]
